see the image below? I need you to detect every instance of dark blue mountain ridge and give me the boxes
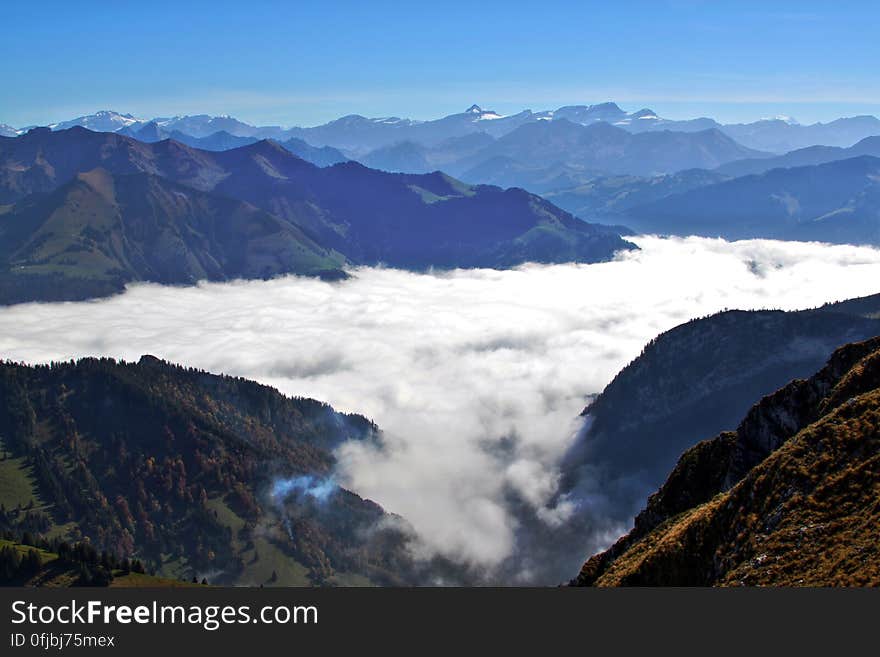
[0,127,634,303]
[619,155,880,244]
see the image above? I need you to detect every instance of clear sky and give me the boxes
[2,0,878,128]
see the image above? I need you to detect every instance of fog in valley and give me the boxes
[3,235,880,581]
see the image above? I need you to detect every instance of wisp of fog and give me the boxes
[2,235,880,581]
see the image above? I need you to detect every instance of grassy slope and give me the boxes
[0,440,44,510]
[0,539,192,587]
[203,496,313,586]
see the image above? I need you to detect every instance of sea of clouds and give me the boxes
[2,235,880,580]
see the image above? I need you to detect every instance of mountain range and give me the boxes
[117,122,349,167]
[363,119,767,183]
[9,104,879,154]
[9,107,880,249]
[541,135,880,223]
[716,135,880,177]
[0,127,632,304]
[3,103,880,587]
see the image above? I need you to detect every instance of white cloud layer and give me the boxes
[1,236,880,576]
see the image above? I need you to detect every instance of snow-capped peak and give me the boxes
[0,123,21,137]
[50,110,145,132]
[761,114,800,125]
[463,104,504,120]
[86,110,141,125]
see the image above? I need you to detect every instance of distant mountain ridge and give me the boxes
[117,122,349,167]
[618,155,880,243]
[716,135,880,177]
[7,103,878,155]
[356,118,768,194]
[8,105,879,212]
[722,115,880,153]
[0,127,633,303]
[7,104,880,267]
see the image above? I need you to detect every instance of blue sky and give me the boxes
[1,0,878,128]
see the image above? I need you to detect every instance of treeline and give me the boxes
[0,545,43,583]
[0,529,147,586]
[0,504,53,535]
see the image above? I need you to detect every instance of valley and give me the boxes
[3,94,880,588]
[2,236,880,584]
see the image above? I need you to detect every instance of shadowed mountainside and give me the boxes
[499,296,880,586]
[561,301,880,516]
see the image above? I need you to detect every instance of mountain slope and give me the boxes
[279,138,348,167]
[227,158,631,269]
[557,302,880,549]
[575,336,880,586]
[358,133,497,176]
[0,127,228,203]
[0,168,345,304]
[718,136,880,177]
[543,169,729,220]
[501,298,880,586]
[360,141,433,173]
[456,157,606,196]
[621,156,880,243]
[0,355,428,586]
[563,305,880,498]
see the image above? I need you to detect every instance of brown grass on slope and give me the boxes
[577,338,880,586]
